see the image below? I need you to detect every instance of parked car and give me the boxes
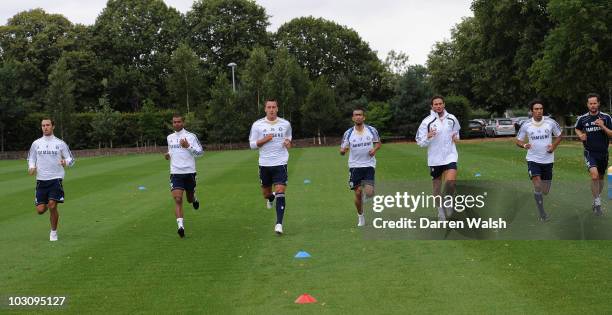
[466,120,486,138]
[485,118,516,137]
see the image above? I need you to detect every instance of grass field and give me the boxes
[1,140,611,314]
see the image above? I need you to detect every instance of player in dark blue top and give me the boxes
[574,93,612,216]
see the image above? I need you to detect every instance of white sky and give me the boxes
[0,0,473,65]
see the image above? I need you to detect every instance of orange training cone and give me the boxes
[295,294,317,304]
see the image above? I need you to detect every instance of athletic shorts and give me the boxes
[259,165,288,187]
[170,173,197,192]
[584,150,608,175]
[348,167,375,190]
[527,161,553,180]
[429,162,457,179]
[35,179,64,205]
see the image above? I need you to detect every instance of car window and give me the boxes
[499,120,513,125]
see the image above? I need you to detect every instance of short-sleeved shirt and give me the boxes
[575,112,612,153]
[517,118,562,164]
[341,125,380,168]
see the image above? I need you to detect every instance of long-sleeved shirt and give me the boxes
[28,135,75,180]
[167,129,203,174]
[415,110,460,166]
[249,117,292,167]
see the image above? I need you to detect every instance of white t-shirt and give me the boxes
[167,129,203,174]
[341,125,380,168]
[516,118,562,164]
[249,117,292,167]
[27,135,75,180]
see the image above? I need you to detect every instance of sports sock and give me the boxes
[594,196,601,206]
[534,192,546,217]
[177,218,184,228]
[267,192,276,203]
[275,193,285,224]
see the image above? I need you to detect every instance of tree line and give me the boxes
[0,0,609,151]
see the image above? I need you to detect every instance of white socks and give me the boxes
[177,218,184,228]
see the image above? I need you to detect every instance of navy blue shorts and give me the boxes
[170,173,197,192]
[259,165,288,187]
[349,167,375,190]
[584,150,608,175]
[430,162,457,179]
[35,179,64,206]
[527,161,553,180]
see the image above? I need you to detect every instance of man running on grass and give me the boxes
[28,118,75,241]
[515,99,562,221]
[249,99,292,235]
[340,108,381,227]
[165,113,203,238]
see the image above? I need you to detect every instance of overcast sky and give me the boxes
[0,0,473,65]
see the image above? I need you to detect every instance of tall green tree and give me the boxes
[530,0,611,116]
[240,47,270,116]
[46,56,75,141]
[92,0,184,111]
[186,0,270,79]
[90,95,120,148]
[167,43,204,114]
[301,76,339,138]
[390,65,432,137]
[275,17,387,103]
[0,59,26,151]
[206,75,244,143]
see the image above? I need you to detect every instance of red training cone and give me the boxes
[294,294,317,304]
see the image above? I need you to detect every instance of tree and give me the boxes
[138,99,164,146]
[0,59,26,152]
[384,50,411,76]
[46,56,75,141]
[167,43,204,114]
[443,96,472,137]
[261,48,311,136]
[206,75,245,143]
[390,65,432,137]
[186,0,270,78]
[301,76,339,140]
[366,101,392,135]
[275,17,387,103]
[0,9,77,111]
[240,47,270,115]
[90,95,120,148]
[92,0,184,111]
[529,0,611,117]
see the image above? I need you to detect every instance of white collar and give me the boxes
[431,110,447,119]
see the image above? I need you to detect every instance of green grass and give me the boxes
[1,140,611,314]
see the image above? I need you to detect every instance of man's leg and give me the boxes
[354,185,363,215]
[172,189,185,237]
[262,186,275,209]
[432,175,445,220]
[531,175,548,220]
[274,184,286,225]
[185,174,199,209]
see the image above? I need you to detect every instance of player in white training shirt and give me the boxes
[165,113,203,238]
[340,108,381,227]
[516,100,562,221]
[249,99,292,235]
[27,119,75,241]
[416,95,461,221]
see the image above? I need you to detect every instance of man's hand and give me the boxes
[427,129,437,139]
[524,143,532,149]
[340,147,348,156]
[257,134,274,147]
[546,144,555,153]
[452,132,460,143]
[368,148,377,157]
[578,133,587,141]
[28,167,36,175]
[179,138,190,148]
[60,159,67,167]
[283,138,291,148]
[164,152,170,160]
[595,118,604,128]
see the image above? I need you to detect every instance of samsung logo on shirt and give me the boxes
[37,150,59,155]
[169,144,183,149]
[352,142,372,148]
[263,133,284,138]
[530,134,550,140]
[586,126,602,132]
